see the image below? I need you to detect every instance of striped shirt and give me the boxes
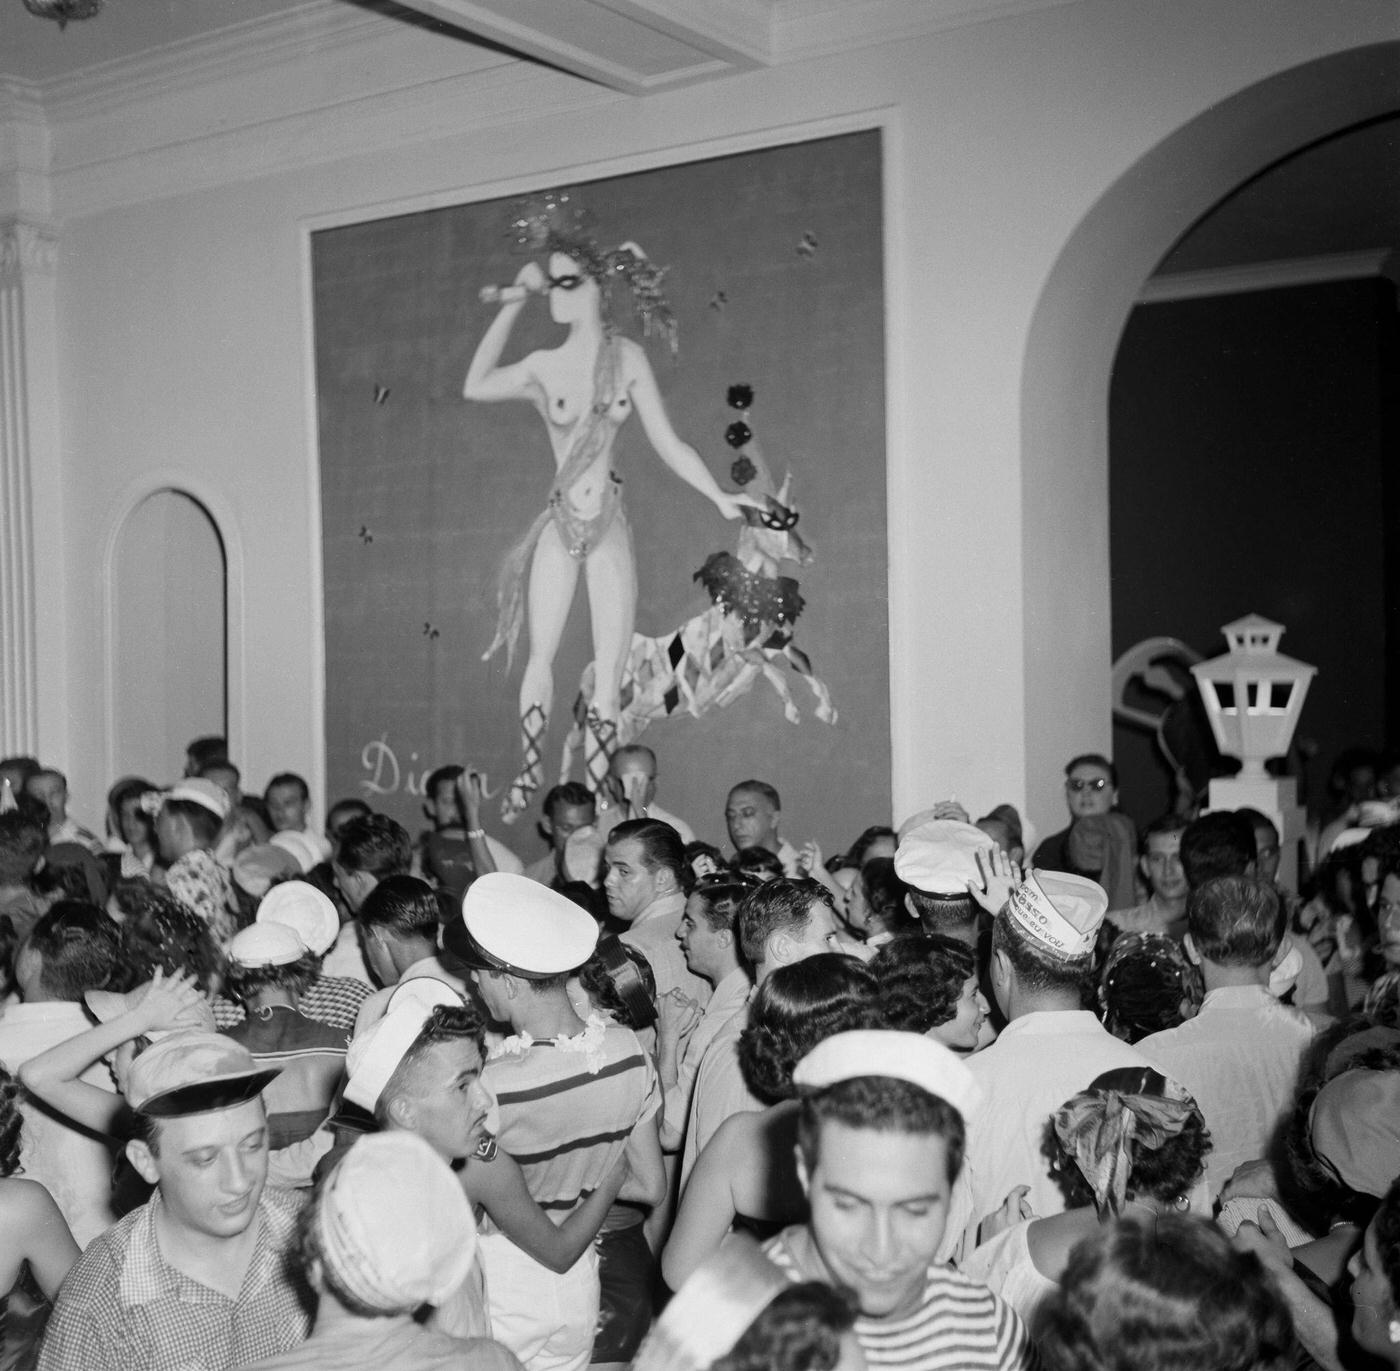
[765,1225,1036,1371]
[484,1015,658,1218]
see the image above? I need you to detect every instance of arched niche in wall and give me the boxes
[107,486,228,783]
[1019,40,1400,830]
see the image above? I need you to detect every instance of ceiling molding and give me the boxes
[389,0,767,95]
[1140,249,1394,304]
[49,60,615,220]
[38,0,392,122]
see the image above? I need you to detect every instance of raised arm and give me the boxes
[622,342,747,521]
[464,1145,628,1275]
[19,970,208,1137]
[463,262,546,404]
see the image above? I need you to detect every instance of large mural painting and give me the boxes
[314,130,888,849]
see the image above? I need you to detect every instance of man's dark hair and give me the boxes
[993,910,1092,997]
[542,782,595,822]
[737,878,831,966]
[356,874,439,940]
[607,818,685,886]
[1187,876,1283,968]
[197,759,240,786]
[423,765,463,799]
[1234,807,1279,844]
[797,1076,965,1183]
[24,901,120,1001]
[264,772,310,802]
[1179,812,1256,889]
[225,951,320,1004]
[1139,812,1189,853]
[1065,753,1117,787]
[335,814,412,879]
[185,736,228,771]
[0,812,46,885]
[375,1003,486,1127]
[730,779,782,810]
[162,797,222,848]
[905,888,979,933]
[688,872,757,933]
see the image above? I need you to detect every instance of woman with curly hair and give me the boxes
[0,1062,80,1366]
[1038,1212,1292,1371]
[962,1065,1211,1335]
[870,934,988,1051]
[661,954,885,1291]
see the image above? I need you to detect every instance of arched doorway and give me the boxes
[110,488,228,781]
[1020,41,1400,828]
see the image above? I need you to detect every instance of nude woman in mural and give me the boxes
[465,229,752,822]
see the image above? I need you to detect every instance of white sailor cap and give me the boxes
[343,980,463,1113]
[443,872,598,979]
[227,921,306,969]
[894,819,993,896]
[792,1028,982,1121]
[1004,868,1107,960]
[256,879,340,956]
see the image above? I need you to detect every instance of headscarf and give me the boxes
[1053,1066,1200,1216]
[1068,811,1138,910]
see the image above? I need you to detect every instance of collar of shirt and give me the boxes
[117,1187,294,1310]
[997,1009,1106,1038]
[630,889,686,928]
[1198,983,1277,1013]
[706,967,753,1017]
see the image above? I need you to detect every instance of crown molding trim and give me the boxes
[1140,249,1393,303]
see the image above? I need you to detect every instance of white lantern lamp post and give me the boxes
[1190,614,1315,889]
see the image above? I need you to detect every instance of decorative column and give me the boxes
[0,218,58,760]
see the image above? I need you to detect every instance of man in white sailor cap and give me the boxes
[445,873,661,1371]
[763,1030,1035,1371]
[893,818,995,951]
[955,868,1152,1256]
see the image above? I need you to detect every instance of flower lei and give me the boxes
[492,1011,612,1074]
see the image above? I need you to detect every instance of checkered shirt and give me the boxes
[38,1185,310,1371]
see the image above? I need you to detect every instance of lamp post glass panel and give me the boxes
[1190,615,1315,782]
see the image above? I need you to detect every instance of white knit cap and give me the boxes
[316,1131,478,1311]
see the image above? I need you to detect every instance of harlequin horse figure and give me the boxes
[565,461,836,776]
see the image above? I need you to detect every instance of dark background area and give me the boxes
[313,131,889,860]
[1109,276,1400,830]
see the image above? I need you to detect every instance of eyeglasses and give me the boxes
[1065,777,1110,793]
[548,274,585,292]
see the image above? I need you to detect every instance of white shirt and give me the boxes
[0,1001,118,1246]
[957,1010,1151,1254]
[1137,983,1315,1199]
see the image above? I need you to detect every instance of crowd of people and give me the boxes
[0,736,1397,1371]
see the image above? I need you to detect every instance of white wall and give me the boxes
[21,0,1400,835]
